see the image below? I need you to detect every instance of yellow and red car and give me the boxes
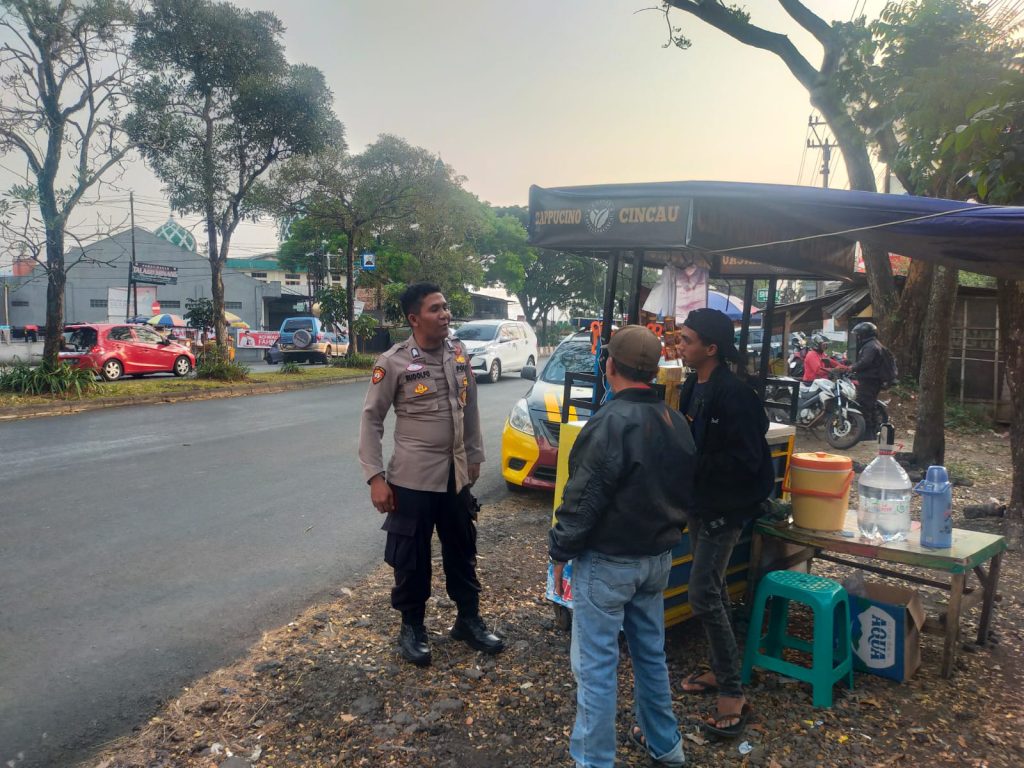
[501,331,598,492]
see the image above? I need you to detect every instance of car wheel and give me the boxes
[173,356,193,377]
[101,359,123,381]
[487,359,501,383]
[526,355,535,367]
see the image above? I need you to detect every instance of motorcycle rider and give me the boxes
[788,333,807,378]
[836,322,887,441]
[801,334,837,384]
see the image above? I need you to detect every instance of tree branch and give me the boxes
[665,1,820,91]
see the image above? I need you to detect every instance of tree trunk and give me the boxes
[345,232,356,357]
[887,259,935,380]
[42,228,66,367]
[912,266,958,466]
[997,278,1024,550]
[211,248,227,350]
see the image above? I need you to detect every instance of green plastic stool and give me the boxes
[741,570,854,708]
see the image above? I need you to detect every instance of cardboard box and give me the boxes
[849,581,926,682]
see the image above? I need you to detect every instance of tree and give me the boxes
[0,0,137,365]
[480,205,603,338]
[940,62,1024,546]
[659,1,914,362]
[184,295,214,330]
[127,0,343,350]
[845,0,1019,465]
[269,137,492,337]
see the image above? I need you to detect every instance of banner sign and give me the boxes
[235,330,279,349]
[108,285,156,322]
[529,186,692,249]
[131,262,178,285]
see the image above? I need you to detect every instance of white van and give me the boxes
[453,319,539,383]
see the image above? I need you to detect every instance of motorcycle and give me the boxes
[766,373,888,449]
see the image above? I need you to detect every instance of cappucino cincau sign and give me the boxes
[528,185,692,250]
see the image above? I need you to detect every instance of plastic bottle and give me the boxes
[915,465,953,548]
[857,423,912,542]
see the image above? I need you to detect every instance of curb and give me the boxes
[0,373,371,421]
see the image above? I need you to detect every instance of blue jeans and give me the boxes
[569,550,685,768]
[688,516,745,698]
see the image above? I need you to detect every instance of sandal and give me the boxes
[700,702,751,740]
[679,670,718,695]
[627,726,685,767]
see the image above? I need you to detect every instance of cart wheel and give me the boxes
[553,604,572,632]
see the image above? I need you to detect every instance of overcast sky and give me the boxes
[1,0,886,263]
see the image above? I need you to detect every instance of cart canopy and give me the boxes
[528,181,1024,281]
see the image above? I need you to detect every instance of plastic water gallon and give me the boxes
[915,465,953,548]
[857,423,912,542]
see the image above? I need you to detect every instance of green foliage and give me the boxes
[314,286,348,329]
[331,352,376,369]
[184,297,215,330]
[278,361,303,374]
[195,348,249,381]
[945,401,992,433]
[0,361,98,397]
[480,204,603,329]
[352,314,377,341]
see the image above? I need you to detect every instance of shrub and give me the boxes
[279,361,303,375]
[331,352,376,369]
[195,347,249,381]
[0,360,97,397]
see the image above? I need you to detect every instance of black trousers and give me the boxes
[381,467,481,626]
[857,379,883,438]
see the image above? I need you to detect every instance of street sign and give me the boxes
[361,252,376,270]
[756,288,768,303]
[151,301,161,314]
[131,262,178,285]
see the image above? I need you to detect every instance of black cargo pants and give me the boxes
[857,378,883,440]
[381,465,481,626]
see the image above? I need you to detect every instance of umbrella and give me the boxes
[147,313,186,327]
[224,311,243,324]
[707,290,758,321]
[230,320,250,329]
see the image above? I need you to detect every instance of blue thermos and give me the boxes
[914,465,953,548]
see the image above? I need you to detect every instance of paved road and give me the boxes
[0,372,535,767]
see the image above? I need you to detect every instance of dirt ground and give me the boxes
[90,394,1023,768]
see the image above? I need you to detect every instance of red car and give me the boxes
[60,323,196,381]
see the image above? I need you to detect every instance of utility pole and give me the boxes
[130,191,138,319]
[807,115,840,300]
[807,114,840,189]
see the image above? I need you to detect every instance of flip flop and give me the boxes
[679,670,718,695]
[700,702,751,740]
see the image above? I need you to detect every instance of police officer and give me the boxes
[359,282,504,666]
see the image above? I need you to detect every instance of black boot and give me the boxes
[450,614,504,654]
[397,623,431,667]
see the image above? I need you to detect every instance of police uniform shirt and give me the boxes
[359,337,484,493]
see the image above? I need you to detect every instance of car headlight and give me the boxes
[508,397,535,436]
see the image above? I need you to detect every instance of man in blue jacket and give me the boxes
[550,325,696,768]
[676,308,775,740]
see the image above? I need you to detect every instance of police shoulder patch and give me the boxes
[372,366,386,384]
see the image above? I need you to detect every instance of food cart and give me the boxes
[528,179,1024,630]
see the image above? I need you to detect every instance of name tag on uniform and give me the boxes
[405,370,432,382]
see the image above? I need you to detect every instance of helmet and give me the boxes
[810,333,828,351]
[790,332,806,349]
[853,321,878,340]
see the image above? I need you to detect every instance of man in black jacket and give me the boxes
[676,309,775,740]
[836,321,887,441]
[550,325,695,768]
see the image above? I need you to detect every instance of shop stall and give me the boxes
[529,179,1024,630]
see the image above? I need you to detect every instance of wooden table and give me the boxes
[749,511,1007,678]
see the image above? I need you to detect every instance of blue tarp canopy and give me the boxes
[528,181,1024,281]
